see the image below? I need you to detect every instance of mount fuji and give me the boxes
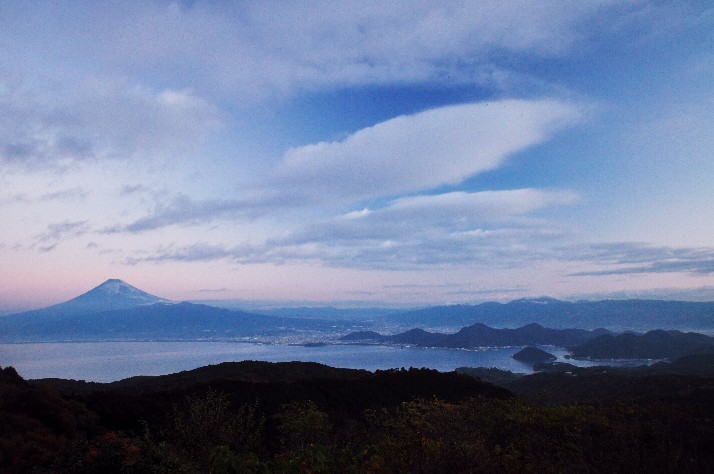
[0,279,354,342]
[24,279,172,317]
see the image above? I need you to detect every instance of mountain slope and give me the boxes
[0,301,361,342]
[5,279,170,319]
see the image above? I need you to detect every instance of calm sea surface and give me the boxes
[0,341,646,383]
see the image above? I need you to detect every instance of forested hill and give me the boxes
[342,322,608,348]
[569,330,714,359]
[3,359,713,472]
[34,360,373,394]
[343,324,714,361]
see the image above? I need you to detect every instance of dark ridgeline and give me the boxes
[569,329,714,359]
[1,357,713,473]
[505,352,714,405]
[344,324,714,361]
[341,322,609,348]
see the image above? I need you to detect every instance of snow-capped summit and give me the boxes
[513,297,562,305]
[84,278,163,301]
[25,279,172,317]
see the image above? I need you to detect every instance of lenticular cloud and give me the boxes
[270,99,581,205]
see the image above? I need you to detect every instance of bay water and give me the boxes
[0,341,654,383]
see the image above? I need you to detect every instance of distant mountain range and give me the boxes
[202,297,714,333]
[1,279,712,343]
[381,297,714,331]
[342,324,714,361]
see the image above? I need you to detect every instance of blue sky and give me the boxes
[1,1,713,310]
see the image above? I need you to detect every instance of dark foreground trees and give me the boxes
[1,364,712,473]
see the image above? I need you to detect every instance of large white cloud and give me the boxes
[102,99,581,232]
[269,100,581,205]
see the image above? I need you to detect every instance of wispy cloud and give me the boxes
[383,283,467,290]
[252,230,546,269]
[103,195,252,234]
[124,239,714,279]
[123,242,251,266]
[379,283,528,300]
[261,189,573,257]
[0,78,220,169]
[39,187,88,201]
[567,243,714,276]
[0,187,88,204]
[0,193,31,205]
[32,220,90,252]
[121,188,578,269]
[119,184,148,196]
[36,220,90,243]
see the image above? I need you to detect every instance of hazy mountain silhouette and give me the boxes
[386,298,714,331]
[7,279,170,318]
[0,279,356,342]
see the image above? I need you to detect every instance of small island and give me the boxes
[513,346,557,363]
